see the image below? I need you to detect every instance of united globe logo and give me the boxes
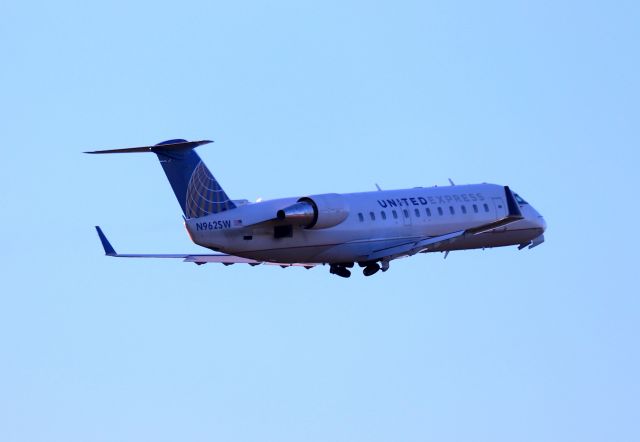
[185,162,235,218]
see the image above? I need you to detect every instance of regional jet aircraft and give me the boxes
[87,139,546,277]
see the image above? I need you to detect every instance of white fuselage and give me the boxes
[185,183,546,264]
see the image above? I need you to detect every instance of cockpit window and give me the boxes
[514,193,528,205]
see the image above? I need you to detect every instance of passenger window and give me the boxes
[437,207,443,216]
[381,211,387,220]
[403,209,409,218]
[473,204,478,213]
[369,211,375,221]
[449,206,455,215]
[461,205,467,214]
[484,203,490,212]
[426,208,431,216]
[392,210,398,219]
[414,208,420,217]
[358,213,364,222]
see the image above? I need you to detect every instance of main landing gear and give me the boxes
[330,262,353,278]
[362,263,380,276]
[329,261,389,278]
[330,265,352,278]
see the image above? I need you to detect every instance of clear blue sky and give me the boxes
[1,1,638,441]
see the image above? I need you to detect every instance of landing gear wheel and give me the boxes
[363,263,380,277]
[330,265,352,278]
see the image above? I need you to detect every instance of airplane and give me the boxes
[87,139,546,278]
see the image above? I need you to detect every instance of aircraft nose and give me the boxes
[536,216,547,232]
[522,204,546,232]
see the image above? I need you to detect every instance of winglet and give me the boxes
[95,226,116,255]
[504,186,523,218]
[465,187,524,236]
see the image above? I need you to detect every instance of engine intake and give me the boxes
[276,193,349,229]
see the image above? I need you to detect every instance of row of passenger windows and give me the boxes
[357,203,490,222]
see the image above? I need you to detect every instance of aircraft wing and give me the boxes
[364,230,467,262]
[366,186,524,262]
[94,227,317,268]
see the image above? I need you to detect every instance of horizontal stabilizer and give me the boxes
[85,139,212,154]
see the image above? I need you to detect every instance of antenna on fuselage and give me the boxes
[375,183,382,191]
[448,178,455,186]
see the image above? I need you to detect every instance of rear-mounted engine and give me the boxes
[276,193,349,229]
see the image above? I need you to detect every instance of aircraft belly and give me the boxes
[222,236,418,264]
[209,232,345,263]
[195,218,542,264]
[232,245,334,263]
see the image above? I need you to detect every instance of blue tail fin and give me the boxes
[153,139,236,217]
[86,139,236,218]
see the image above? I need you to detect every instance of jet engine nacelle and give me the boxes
[276,193,349,229]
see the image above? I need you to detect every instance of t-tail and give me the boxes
[85,139,236,218]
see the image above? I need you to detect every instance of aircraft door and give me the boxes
[492,197,507,219]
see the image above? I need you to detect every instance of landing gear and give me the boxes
[363,263,380,276]
[330,260,388,278]
[357,260,384,277]
[330,264,352,278]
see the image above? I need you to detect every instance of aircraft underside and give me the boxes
[216,226,545,278]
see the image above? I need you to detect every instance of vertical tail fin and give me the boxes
[85,139,236,218]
